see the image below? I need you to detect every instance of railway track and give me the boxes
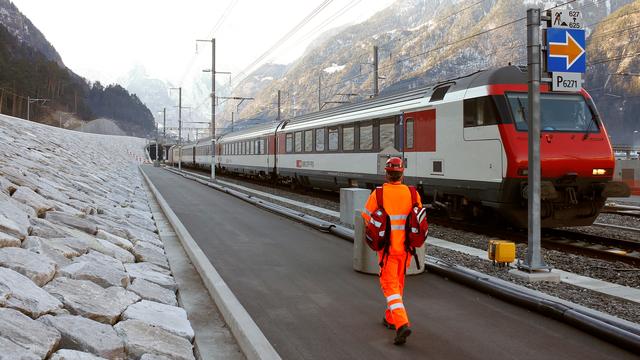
[602,203,640,218]
[430,217,640,267]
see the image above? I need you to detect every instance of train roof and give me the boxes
[218,65,528,139]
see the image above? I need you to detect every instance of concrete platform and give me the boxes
[142,166,637,359]
[509,269,561,283]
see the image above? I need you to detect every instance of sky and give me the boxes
[11,0,396,86]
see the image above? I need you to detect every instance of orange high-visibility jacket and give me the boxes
[362,182,422,256]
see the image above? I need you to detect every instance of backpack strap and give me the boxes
[375,186,384,209]
[408,185,418,207]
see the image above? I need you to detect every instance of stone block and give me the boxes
[0,307,61,359]
[95,229,133,251]
[45,212,98,235]
[132,241,169,269]
[0,194,31,239]
[50,349,108,360]
[59,251,129,288]
[125,262,176,291]
[0,231,21,248]
[0,267,62,318]
[11,186,55,217]
[128,278,177,306]
[114,320,194,360]
[29,218,72,238]
[43,277,140,324]
[122,300,194,340]
[0,336,40,360]
[39,314,125,359]
[22,236,78,268]
[0,247,57,286]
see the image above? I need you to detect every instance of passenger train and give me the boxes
[168,66,629,228]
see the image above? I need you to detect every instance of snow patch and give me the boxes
[323,63,346,74]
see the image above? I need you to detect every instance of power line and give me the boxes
[231,0,334,84]
[178,0,240,86]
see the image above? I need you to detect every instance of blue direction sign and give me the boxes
[547,28,586,73]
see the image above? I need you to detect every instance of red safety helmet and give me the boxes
[385,157,404,173]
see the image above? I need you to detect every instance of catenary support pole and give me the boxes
[211,38,216,180]
[318,73,321,111]
[179,87,182,171]
[373,45,379,97]
[523,8,548,271]
[277,90,281,122]
[163,107,166,162]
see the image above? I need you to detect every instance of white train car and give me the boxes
[217,123,276,177]
[194,137,213,169]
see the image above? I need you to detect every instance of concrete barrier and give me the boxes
[140,167,281,360]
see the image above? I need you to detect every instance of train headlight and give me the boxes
[517,167,528,176]
[592,168,609,176]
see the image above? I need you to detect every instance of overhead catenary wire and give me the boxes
[178,0,240,86]
[230,0,335,84]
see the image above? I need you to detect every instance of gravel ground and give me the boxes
[427,245,640,324]
[560,213,640,243]
[175,169,640,324]
[429,224,640,288]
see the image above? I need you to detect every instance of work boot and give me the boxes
[394,324,412,345]
[382,317,395,330]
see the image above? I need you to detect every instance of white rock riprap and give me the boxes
[0,115,195,359]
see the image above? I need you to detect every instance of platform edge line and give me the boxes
[140,166,282,360]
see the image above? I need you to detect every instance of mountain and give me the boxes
[0,0,63,66]
[119,65,229,140]
[227,0,636,144]
[0,0,155,137]
[586,0,640,146]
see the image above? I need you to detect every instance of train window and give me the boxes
[328,127,339,151]
[295,132,302,152]
[286,133,293,153]
[359,124,373,150]
[406,119,414,149]
[343,126,354,151]
[315,128,325,152]
[304,130,313,152]
[506,93,598,133]
[379,122,395,150]
[464,96,499,127]
[260,139,265,154]
[433,160,443,173]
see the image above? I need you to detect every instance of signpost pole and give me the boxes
[522,8,549,272]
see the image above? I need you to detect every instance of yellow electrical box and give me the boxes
[488,240,515,265]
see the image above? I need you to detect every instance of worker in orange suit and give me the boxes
[362,157,421,345]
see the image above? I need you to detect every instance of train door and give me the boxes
[404,109,436,182]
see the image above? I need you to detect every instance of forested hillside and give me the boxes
[0,0,155,136]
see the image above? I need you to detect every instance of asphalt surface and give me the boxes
[143,166,637,360]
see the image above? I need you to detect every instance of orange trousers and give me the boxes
[379,253,410,329]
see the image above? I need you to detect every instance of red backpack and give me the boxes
[364,187,390,252]
[405,186,429,270]
[405,186,429,249]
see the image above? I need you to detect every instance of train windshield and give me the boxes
[506,93,599,133]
